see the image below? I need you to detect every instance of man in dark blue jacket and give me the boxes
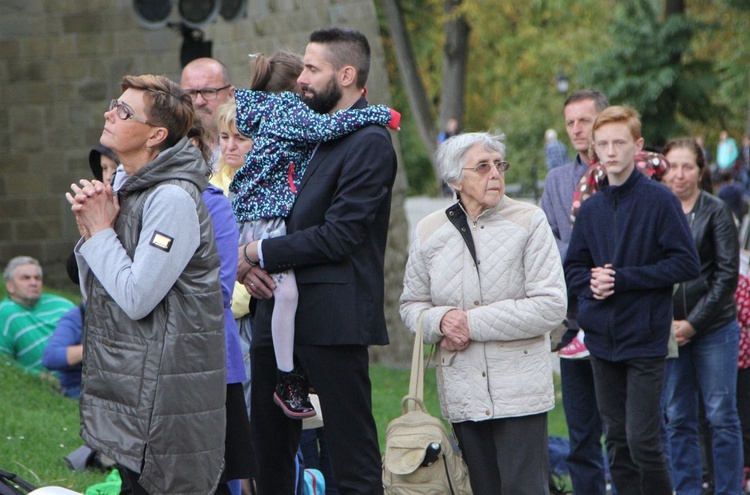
[565,106,700,495]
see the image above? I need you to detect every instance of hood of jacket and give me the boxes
[118,137,208,199]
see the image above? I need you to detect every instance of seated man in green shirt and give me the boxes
[1,256,74,374]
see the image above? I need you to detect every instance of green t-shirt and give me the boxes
[0,294,75,374]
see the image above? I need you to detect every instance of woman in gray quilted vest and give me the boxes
[400,131,567,495]
[66,74,226,495]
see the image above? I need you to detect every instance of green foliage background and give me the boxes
[379,0,750,195]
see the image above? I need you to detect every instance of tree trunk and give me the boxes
[438,0,470,136]
[371,131,412,366]
[378,0,438,175]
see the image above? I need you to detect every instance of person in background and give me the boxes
[401,131,567,494]
[89,145,119,186]
[42,301,84,399]
[540,88,612,495]
[0,256,75,375]
[189,109,256,495]
[67,74,226,495]
[717,168,747,223]
[210,102,253,194]
[565,106,700,495]
[740,135,750,190]
[181,57,236,170]
[661,136,743,495]
[437,117,459,144]
[733,253,750,492]
[544,128,570,171]
[717,130,739,171]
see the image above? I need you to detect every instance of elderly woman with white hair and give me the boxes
[400,131,567,495]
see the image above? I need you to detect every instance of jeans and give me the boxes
[591,356,673,495]
[62,384,81,400]
[560,358,608,495]
[663,320,743,495]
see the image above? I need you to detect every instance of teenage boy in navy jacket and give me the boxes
[564,106,700,495]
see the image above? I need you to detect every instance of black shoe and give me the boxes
[274,368,316,419]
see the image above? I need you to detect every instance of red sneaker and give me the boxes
[558,336,590,359]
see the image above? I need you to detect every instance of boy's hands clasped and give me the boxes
[590,263,615,300]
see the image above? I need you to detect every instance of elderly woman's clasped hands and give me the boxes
[65,179,120,239]
[439,309,471,351]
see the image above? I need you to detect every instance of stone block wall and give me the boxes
[0,0,403,289]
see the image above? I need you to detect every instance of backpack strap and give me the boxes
[406,312,426,410]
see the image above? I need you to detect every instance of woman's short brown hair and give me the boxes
[121,74,194,151]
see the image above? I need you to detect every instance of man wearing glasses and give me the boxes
[181,57,235,170]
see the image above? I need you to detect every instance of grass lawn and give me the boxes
[0,355,568,492]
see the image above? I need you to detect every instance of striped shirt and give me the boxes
[0,294,75,374]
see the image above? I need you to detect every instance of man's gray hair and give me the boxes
[437,131,507,190]
[3,256,42,283]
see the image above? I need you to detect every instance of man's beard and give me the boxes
[301,76,342,114]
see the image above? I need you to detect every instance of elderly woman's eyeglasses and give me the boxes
[108,99,157,126]
[463,161,510,175]
[185,85,231,101]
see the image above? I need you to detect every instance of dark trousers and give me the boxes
[453,413,550,495]
[560,357,608,495]
[591,356,672,495]
[251,344,382,495]
[120,467,148,495]
[300,427,340,495]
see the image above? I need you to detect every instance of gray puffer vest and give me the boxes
[80,138,226,495]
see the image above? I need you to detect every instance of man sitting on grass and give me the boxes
[1,256,75,374]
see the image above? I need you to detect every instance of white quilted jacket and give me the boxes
[400,197,567,422]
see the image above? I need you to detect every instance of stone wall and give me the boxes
[0,0,406,292]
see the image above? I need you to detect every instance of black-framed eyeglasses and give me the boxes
[463,161,510,175]
[184,85,231,101]
[108,99,157,125]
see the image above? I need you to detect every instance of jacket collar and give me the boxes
[445,198,504,266]
[603,166,643,198]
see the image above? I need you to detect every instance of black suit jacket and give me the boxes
[253,97,398,347]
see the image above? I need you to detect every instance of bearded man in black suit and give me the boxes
[239,26,398,495]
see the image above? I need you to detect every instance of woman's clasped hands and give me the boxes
[439,309,471,351]
[65,179,119,239]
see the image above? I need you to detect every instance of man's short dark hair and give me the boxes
[565,89,609,112]
[310,27,370,88]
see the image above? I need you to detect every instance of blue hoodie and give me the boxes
[564,169,700,361]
